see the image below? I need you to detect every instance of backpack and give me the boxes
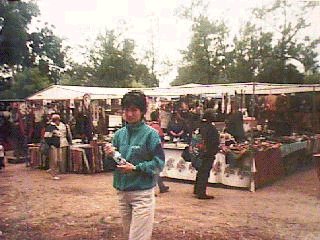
[189,128,206,170]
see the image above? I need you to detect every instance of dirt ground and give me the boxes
[0,161,319,240]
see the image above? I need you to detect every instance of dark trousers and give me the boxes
[156,174,167,191]
[0,157,4,168]
[194,158,214,196]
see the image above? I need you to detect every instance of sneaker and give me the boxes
[52,176,60,180]
[159,186,170,193]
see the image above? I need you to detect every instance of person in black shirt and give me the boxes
[194,108,220,199]
[167,112,187,142]
[225,108,245,142]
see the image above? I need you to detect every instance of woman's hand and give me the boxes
[117,162,136,173]
[104,143,115,157]
[177,130,184,136]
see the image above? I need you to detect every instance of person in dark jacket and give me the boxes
[194,108,220,199]
[225,108,245,142]
[167,112,187,142]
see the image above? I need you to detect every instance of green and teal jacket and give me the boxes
[112,121,165,191]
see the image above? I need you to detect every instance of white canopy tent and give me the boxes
[27,83,320,101]
[27,85,132,100]
[144,83,320,97]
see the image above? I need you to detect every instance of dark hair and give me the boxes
[122,90,147,114]
[202,108,215,122]
[150,111,159,121]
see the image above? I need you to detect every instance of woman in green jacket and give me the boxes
[104,90,165,240]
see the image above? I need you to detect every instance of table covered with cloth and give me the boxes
[162,139,314,191]
[70,142,104,173]
[162,143,251,189]
[253,147,284,188]
[28,144,42,168]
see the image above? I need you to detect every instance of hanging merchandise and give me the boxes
[221,93,225,113]
[105,98,111,111]
[83,93,91,110]
[264,94,277,111]
[226,94,232,114]
[69,99,75,109]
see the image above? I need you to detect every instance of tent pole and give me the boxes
[250,82,256,142]
[249,82,256,192]
[312,86,316,133]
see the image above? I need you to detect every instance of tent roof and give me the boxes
[144,83,320,97]
[27,85,133,100]
[27,83,320,101]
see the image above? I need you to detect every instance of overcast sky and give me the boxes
[33,0,320,86]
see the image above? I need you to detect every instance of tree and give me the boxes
[0,67,50,99]
[304,71,320,84]
[84,29,156,87]
[0,0,67,97]
[173,0,231,85]
[0,0,39,91]
[173,0,319,85]
[0,0,40,67]
[143,15,159,87]
[60,62,92,86]
[29,24,67,84]
[88,30,135,87]
[228,23,274,83]
[172,16,229,85]
[252,0,320,83]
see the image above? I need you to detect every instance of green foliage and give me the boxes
[0,0,40,66]
[174,0,319,85]
[29,25,66,69]
[304,72,320,84]
[0,0,67,97]
[28,24,67,85]
[251,0,319,83]
[0,68,50,99]
[172,16,229,85]
[60,63,92,86]
[79,30,157,87]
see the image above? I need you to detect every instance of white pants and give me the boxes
[49,146,60,176]
[117,188,155,240]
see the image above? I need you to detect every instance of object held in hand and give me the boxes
[113,151,127,165]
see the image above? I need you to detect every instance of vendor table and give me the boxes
[313,154,320,183]
[70,142,105,173]
[28,144,42,168]
[28,141,106,173]
[161,143,252,189]
[162,139,314,191]
[253,147,284,188]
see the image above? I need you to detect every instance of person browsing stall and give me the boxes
[167,112,187,142]
[194,108,220,199]
[148,110,170,194]
[104,90,165,240]
[44,113,72,180]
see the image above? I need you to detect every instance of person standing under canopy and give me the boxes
[194,108,220,200]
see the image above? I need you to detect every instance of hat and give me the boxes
[51,113,61,121]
